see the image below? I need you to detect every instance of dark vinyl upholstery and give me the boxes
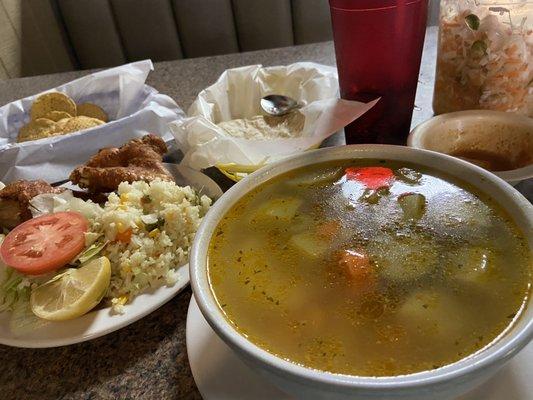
[56,0,333,69]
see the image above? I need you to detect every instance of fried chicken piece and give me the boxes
[71,190,109,205]
[69,134,173,193]
[0,180,64,229]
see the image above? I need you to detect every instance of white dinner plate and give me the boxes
[186,297,533,400]
[0,266,191,348]
[0,165,223,348]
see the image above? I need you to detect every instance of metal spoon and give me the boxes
[261,94,303,116]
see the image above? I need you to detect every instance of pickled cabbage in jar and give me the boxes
[434,1,533,116]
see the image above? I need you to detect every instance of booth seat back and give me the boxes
[0,0,440,80]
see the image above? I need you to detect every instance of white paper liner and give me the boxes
[0,60,184,183]
[169,63,377,170]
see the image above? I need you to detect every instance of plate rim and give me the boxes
[0,264,189,348]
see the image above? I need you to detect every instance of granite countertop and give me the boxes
[0,30,440,400]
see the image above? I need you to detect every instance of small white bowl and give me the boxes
[408,110,533,185]
[190,145,533,400]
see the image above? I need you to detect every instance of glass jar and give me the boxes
[433,0,533,116]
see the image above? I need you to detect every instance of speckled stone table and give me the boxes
[4,27,512,400]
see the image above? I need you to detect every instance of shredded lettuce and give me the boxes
[0,236,39,314]
[0,257,50,334]
[0,192,105,334]
[9,292,49,336]
[0,267,30,312]
[0,235,29,313]
[77,241,108,264]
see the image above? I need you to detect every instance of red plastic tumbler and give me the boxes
[329,0,428,144]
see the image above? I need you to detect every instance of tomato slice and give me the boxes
[0,211,88,275]
[345,167,394,190]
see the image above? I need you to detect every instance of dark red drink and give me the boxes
[329,0,428,144]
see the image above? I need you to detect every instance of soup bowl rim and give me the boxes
[190,144,533,391]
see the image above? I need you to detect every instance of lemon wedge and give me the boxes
[30,256,111,321]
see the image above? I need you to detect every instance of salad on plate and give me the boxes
[0,135,212,337]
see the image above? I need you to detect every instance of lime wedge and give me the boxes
[30,256,111,321]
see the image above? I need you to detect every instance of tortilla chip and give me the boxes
[43,110,73,122]
[53,118,71,131]
[17,118,56,142]
[76,103,108,122]
[61,116,104,134]
[30,92,77,121]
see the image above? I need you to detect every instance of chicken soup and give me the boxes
[208,161,531,376]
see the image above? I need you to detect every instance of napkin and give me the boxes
[0,60,184,183]
[170,63,377,170]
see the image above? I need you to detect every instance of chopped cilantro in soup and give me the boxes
[208,161,531,377]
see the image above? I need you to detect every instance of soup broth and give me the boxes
[208,161,531,377]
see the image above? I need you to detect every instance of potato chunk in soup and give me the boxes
[208,161,531,376]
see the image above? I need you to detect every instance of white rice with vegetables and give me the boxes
[0,180,211,317]
[77,180,211,313]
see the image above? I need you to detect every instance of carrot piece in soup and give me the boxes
[338,249,376,291]
[345,167,394,190]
